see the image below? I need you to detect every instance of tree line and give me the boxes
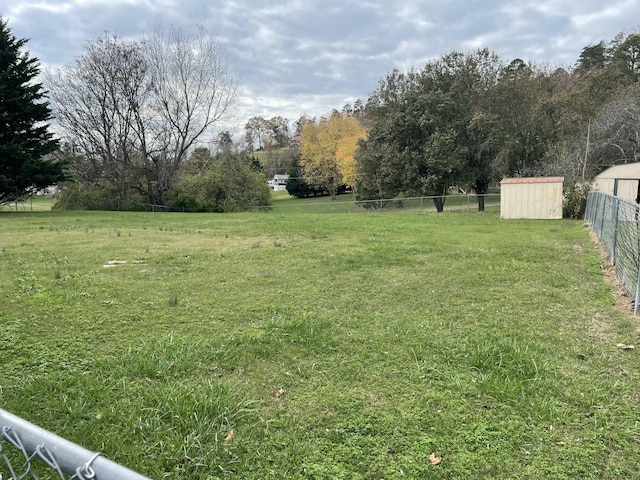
[2,16,639,213]
[356,33,640,212]
[0,18,267,212]
[285,32,640,213]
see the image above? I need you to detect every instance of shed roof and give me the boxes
[595,163,640,179]
[500,177,564,184]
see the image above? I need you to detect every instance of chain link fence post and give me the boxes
[612,196,620,266]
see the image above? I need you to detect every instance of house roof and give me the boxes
[595,162,640,180]
[500,177,564,184]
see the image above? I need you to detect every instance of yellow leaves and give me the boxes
[275,388,285,398]
[225,429,234,443]
[429,452,442,466]
[299,112,367,189]
[335,119,367,187]
[616,343,635,350]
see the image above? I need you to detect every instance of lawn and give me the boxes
[0,206,638,479]
[0,195,54,212]
[268,191,501,214]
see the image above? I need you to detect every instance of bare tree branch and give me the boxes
[47,27,239,205]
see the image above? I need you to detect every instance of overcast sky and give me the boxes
[3,0,640,130]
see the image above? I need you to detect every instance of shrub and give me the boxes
[165,152,272,212]
[53,182,147,211]
[563,181,590,219]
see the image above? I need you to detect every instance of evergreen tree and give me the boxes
[285,155,313,198]
[0,17,63,204]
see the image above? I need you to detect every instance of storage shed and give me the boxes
[592,163,640,204]
[500,177,564,220]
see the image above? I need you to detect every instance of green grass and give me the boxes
[0,195,54,212]
[269,191,501,214]
[0,208,638,479]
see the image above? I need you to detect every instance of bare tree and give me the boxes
[589,86,640,170]
[48,35,150,203]
[244,116,272,152]
[48,27,239,206]
[269,116,290,147]
[142,26,239,203]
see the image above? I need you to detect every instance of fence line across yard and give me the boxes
[0,408,149,480]
[263,193,501,213]
[138,194,501,213]
[0,193,501,214]
[585,191,640,314]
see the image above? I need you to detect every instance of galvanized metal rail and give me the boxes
[0,408,151,480]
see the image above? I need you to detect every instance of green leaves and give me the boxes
[357,49,502,208]
[0,17,62,205]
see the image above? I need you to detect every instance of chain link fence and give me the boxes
[585,191,640,314]
[0,408,149,480]
[249,193,501,214]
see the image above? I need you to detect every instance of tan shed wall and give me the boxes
[592,163,640,203]
[500,181,563,219]
[592,177,638,203]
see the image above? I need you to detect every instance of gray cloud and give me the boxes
[3,0,640,126]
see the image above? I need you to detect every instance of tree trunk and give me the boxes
[474,179,490,212]
[432,196,445,212]
[477,195,485,212]
[328,180,337,200]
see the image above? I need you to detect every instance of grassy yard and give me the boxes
[0,195,54,212]
[268,191,501,214]
[0,207,638,479]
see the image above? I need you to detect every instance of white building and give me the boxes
[268,174,289,191]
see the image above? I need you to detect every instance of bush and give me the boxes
[53,182,147,211]
[165,153,272,212]
[563,181,590,219]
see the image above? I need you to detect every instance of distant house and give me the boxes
[36,185,59,197]
[268,174,289,191]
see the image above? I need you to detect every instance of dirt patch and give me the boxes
[103,260,127,268]
[103,259,147,268]
[588,314,615,341]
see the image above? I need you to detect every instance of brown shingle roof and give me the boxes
[500,177,564,184]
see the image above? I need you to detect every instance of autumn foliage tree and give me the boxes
[299,112,366,200]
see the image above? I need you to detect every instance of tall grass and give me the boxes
[0,208,637,479]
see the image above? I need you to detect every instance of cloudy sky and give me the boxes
[3,0,639,130]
